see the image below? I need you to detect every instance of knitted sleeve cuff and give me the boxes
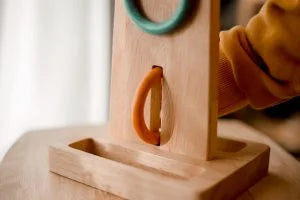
[218,46,248,116]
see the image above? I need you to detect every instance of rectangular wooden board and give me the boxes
[49,134,269,200]
[109,0,219,160]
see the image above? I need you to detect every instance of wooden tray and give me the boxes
[49,132,269,200]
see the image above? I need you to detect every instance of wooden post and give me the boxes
[109,0,219,160]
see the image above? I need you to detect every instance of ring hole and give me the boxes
[136,0,179,23]
[150,66,163,145]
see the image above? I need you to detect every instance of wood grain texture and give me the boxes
[48,132,269,200]
[1,120,299,200]
[150,67,162,134]
[109,0,219,160]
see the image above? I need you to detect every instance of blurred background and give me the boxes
[0,0,114,159]
[0,0,299,161]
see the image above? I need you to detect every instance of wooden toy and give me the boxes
[49,1,270,199]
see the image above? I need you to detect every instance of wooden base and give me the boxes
[49,129,269,200]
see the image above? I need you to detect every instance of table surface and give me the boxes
[0,120,299,200]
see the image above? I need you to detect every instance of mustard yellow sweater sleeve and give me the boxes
[218,0,300,116]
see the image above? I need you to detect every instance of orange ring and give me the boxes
[132,67,162,145]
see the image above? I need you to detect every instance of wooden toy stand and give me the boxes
[49,1,270,199]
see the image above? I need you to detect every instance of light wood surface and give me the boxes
[48,125,269,200]
[1,120,299,200]
[110,0,219,160]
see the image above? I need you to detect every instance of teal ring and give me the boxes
[124,0,190,35]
